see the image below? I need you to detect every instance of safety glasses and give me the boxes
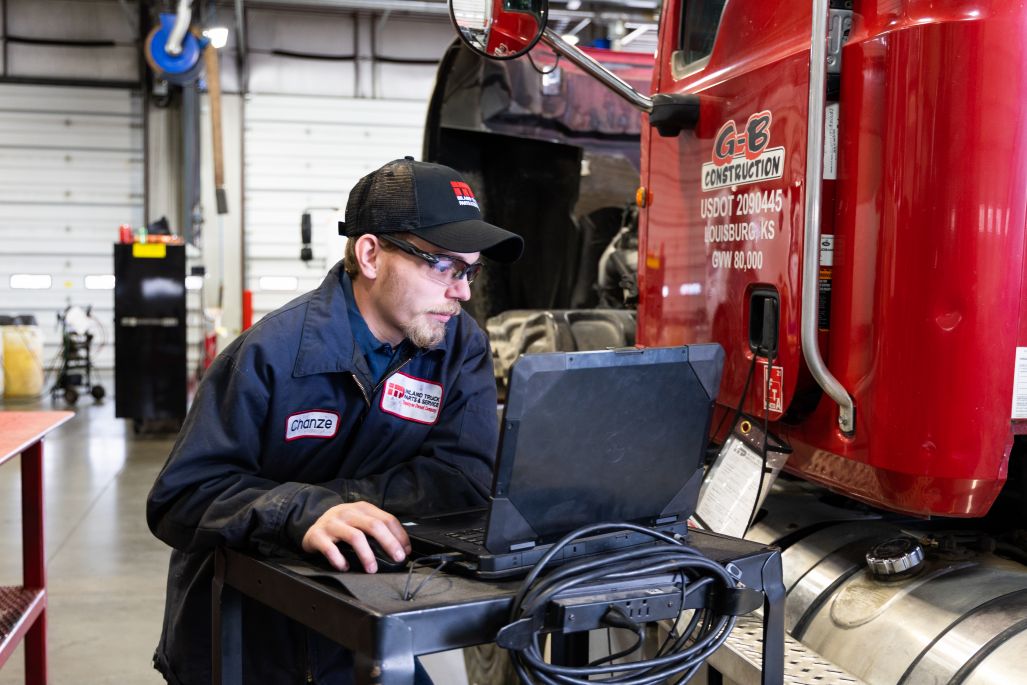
[378,234,484,285]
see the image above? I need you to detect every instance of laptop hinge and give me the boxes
[509,541,536,551]
[655,515,678,525]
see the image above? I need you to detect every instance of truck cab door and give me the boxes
[639,0,823,423]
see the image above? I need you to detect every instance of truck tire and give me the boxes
[463,644,518,685]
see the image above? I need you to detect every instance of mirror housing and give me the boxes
[450,0,547,60]
[649,93,700,137]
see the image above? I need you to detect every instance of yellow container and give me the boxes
[3,325,44,397]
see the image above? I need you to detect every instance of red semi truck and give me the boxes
[437,1,1027,682]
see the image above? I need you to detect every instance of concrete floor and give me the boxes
[0,393,167,684]
[0,388,467,685]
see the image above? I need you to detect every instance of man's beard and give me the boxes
[401,305,461,348]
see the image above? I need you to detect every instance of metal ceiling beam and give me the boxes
[236,0,659,24]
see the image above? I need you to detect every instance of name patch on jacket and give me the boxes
[380,371,443,425]
[285,410,340,441]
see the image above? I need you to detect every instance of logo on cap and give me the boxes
[450,181,480,210]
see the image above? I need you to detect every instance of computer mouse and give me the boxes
[338,540,409,573]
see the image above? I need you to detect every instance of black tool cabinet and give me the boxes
[113,242,187,429]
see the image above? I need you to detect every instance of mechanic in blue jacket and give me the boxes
[146,157,523,685]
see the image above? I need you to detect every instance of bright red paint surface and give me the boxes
[639,1,1027,516]
[486,0,543,56]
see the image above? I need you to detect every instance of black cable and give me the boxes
[708,352,759,458]
[402,554,459,601]
[502,523,741,685]
[742,350,774,533]
[587,617,643,668]
[527,49,560,75]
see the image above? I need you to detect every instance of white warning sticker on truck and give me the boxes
[823,102,839,180]
[1012,347,1027,419]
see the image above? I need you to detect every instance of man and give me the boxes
[146,157,523,684]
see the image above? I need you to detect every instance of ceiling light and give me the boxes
[10,274,52,290]
[84,275,116,290]
[259,276,299,292]
[203,27,229,49]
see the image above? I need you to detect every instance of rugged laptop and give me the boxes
[403,344,724,578]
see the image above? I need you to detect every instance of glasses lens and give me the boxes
[463,263,483,284]
[428,256,458,277]
[383,236,482,285]
[426,255,482,284]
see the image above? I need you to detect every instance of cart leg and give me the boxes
[761,554,785,685]
[22,441,47,685]
[212,550,242,685]
[354,618,416,685]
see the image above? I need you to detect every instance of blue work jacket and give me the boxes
[146,263,499,684]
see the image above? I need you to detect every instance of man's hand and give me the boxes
[301,501,412,573]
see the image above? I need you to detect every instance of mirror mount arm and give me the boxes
[540,28,653,113]
[539,29,699,137]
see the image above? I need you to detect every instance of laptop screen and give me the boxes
[485,345,723,551]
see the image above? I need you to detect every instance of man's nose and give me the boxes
[446,276,472,302]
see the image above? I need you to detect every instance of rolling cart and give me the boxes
[50,306,106,405]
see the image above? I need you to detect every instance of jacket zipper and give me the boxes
[373,355,414,395]
[351,373,371,407]
[302,629,314,684]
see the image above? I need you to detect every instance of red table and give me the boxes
[0,411,73,684]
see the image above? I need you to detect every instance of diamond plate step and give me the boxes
[708,613,865,684]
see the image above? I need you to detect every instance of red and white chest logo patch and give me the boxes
[285,410,340,441]
[450,181,480,209]
[379,372,444,425]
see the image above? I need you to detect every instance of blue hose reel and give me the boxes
[145,13,205,85]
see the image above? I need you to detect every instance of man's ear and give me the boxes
[354,234,381,280]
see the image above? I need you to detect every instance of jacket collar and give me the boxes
[292,263,449,378]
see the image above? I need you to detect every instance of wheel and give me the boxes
[464,644,519,685]
[91,385,106,401]
[64,387,79,404]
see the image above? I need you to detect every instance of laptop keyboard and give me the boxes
[446,528,485,545]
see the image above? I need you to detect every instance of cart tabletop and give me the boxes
[0,411,74,465]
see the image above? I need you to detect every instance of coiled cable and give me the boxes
[505,522,744,684]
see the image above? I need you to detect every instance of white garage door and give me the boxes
[0,83,144,380]
[243,94,427,321]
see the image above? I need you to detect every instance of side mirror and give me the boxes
[450,0,547,59]
[447,0,700,135]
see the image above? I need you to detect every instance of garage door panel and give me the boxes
[247,55,357,97]
[0,83,141,116]
[4,238,118,256]
[0,201,143,226]
[0,84,146,377]
[245,94,425,126]
[244,94,427,320]
[7,44,138,83]
[375,64,440,102]
[246,190,349,210]
[0,253,115,271]
[0,111,141,150]
[246,121,423,145]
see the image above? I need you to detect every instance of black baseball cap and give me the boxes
[338,157,524,263]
